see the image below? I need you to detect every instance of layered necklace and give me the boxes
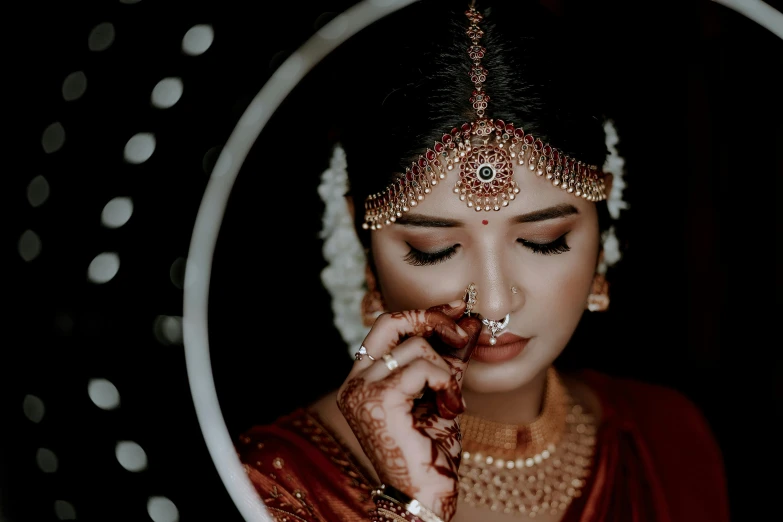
[457,367,597,518]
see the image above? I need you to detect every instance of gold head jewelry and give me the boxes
[363,5,608,230]
[457,367,596,517]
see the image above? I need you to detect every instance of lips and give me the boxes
[471,333,530,363]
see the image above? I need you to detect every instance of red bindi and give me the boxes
[482,220,489,225]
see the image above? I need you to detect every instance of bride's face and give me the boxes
[369,161,601,394]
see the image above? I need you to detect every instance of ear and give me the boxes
[595,248,605,268]
[603,172,614,197]
[345,194,356,221]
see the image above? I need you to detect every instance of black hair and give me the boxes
[329,0,613,245]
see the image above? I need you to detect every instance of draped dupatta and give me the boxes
[567,370,729,522]
[237,370,730,522]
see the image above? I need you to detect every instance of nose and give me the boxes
[472,271,519,323]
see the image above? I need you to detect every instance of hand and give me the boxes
[336,299,481,521]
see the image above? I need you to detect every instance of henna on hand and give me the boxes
[387,308,469,350]
[404,315,480,520]
[337,376,418,495]
[338,303,482,522]
[411,400,461,521]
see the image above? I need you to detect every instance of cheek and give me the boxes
[532,240,597,313]
[371,239,461,311]
[557,264,595,306]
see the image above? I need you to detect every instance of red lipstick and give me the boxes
[470,333,529,363]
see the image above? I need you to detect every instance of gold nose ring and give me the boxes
[481,314,510,345]
[464,283,477,315]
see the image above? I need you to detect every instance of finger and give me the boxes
[427,299,467,320]
[353,300,469,370]
[362,336,452,382]
[388,358,465,420]
[428,314,482,367]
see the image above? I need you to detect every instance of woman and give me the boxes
[235,1,729,520]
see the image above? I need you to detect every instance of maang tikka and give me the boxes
[363,3,609,230]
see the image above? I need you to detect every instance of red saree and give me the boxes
[236,370,730,522]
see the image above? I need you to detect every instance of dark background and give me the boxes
[5,1,781,521]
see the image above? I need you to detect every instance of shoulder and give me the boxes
[599,372,717,441]
[578,369,730,519]
[236,395,363,482]
[581,369,721,451]
[236,408,317,476]
[235,408,353,521]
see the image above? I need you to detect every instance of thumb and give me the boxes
[428,313,481,373]
[452,314,481,369]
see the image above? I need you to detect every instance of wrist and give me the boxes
[371,484,447,522]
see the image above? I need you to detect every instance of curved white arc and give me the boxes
[710,0,783,39]
[182,1,418,522]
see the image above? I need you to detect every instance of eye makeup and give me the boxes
[403,232,571,266]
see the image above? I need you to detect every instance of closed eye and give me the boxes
[517,233,570,255]
[403,243,459,266]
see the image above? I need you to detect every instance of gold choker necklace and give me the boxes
[457,368,597,518]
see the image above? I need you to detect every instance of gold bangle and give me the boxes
[371,484,445,522]
[376,507,411,522]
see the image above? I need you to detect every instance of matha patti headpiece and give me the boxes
[363,3,609,230]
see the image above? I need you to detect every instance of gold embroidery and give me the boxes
[267,506,310,522]
[298,411,374,501]
[243,409,378,520]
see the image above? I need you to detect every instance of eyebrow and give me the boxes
[511,203,580,223]
[394,203,580,228]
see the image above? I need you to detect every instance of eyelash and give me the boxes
[517,234,571,256]
[403,234,570,266]
[403,243,458,266]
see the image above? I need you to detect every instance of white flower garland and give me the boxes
[317,144,371,358]
[598,119,627,274]
[319,120,628,358]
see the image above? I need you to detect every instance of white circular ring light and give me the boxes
[711,0,783,39]
[181,1,417,521]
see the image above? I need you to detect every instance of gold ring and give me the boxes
[382,352,399,372]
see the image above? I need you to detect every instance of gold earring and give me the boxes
[362,264,386,326]
[586,273,609,312]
